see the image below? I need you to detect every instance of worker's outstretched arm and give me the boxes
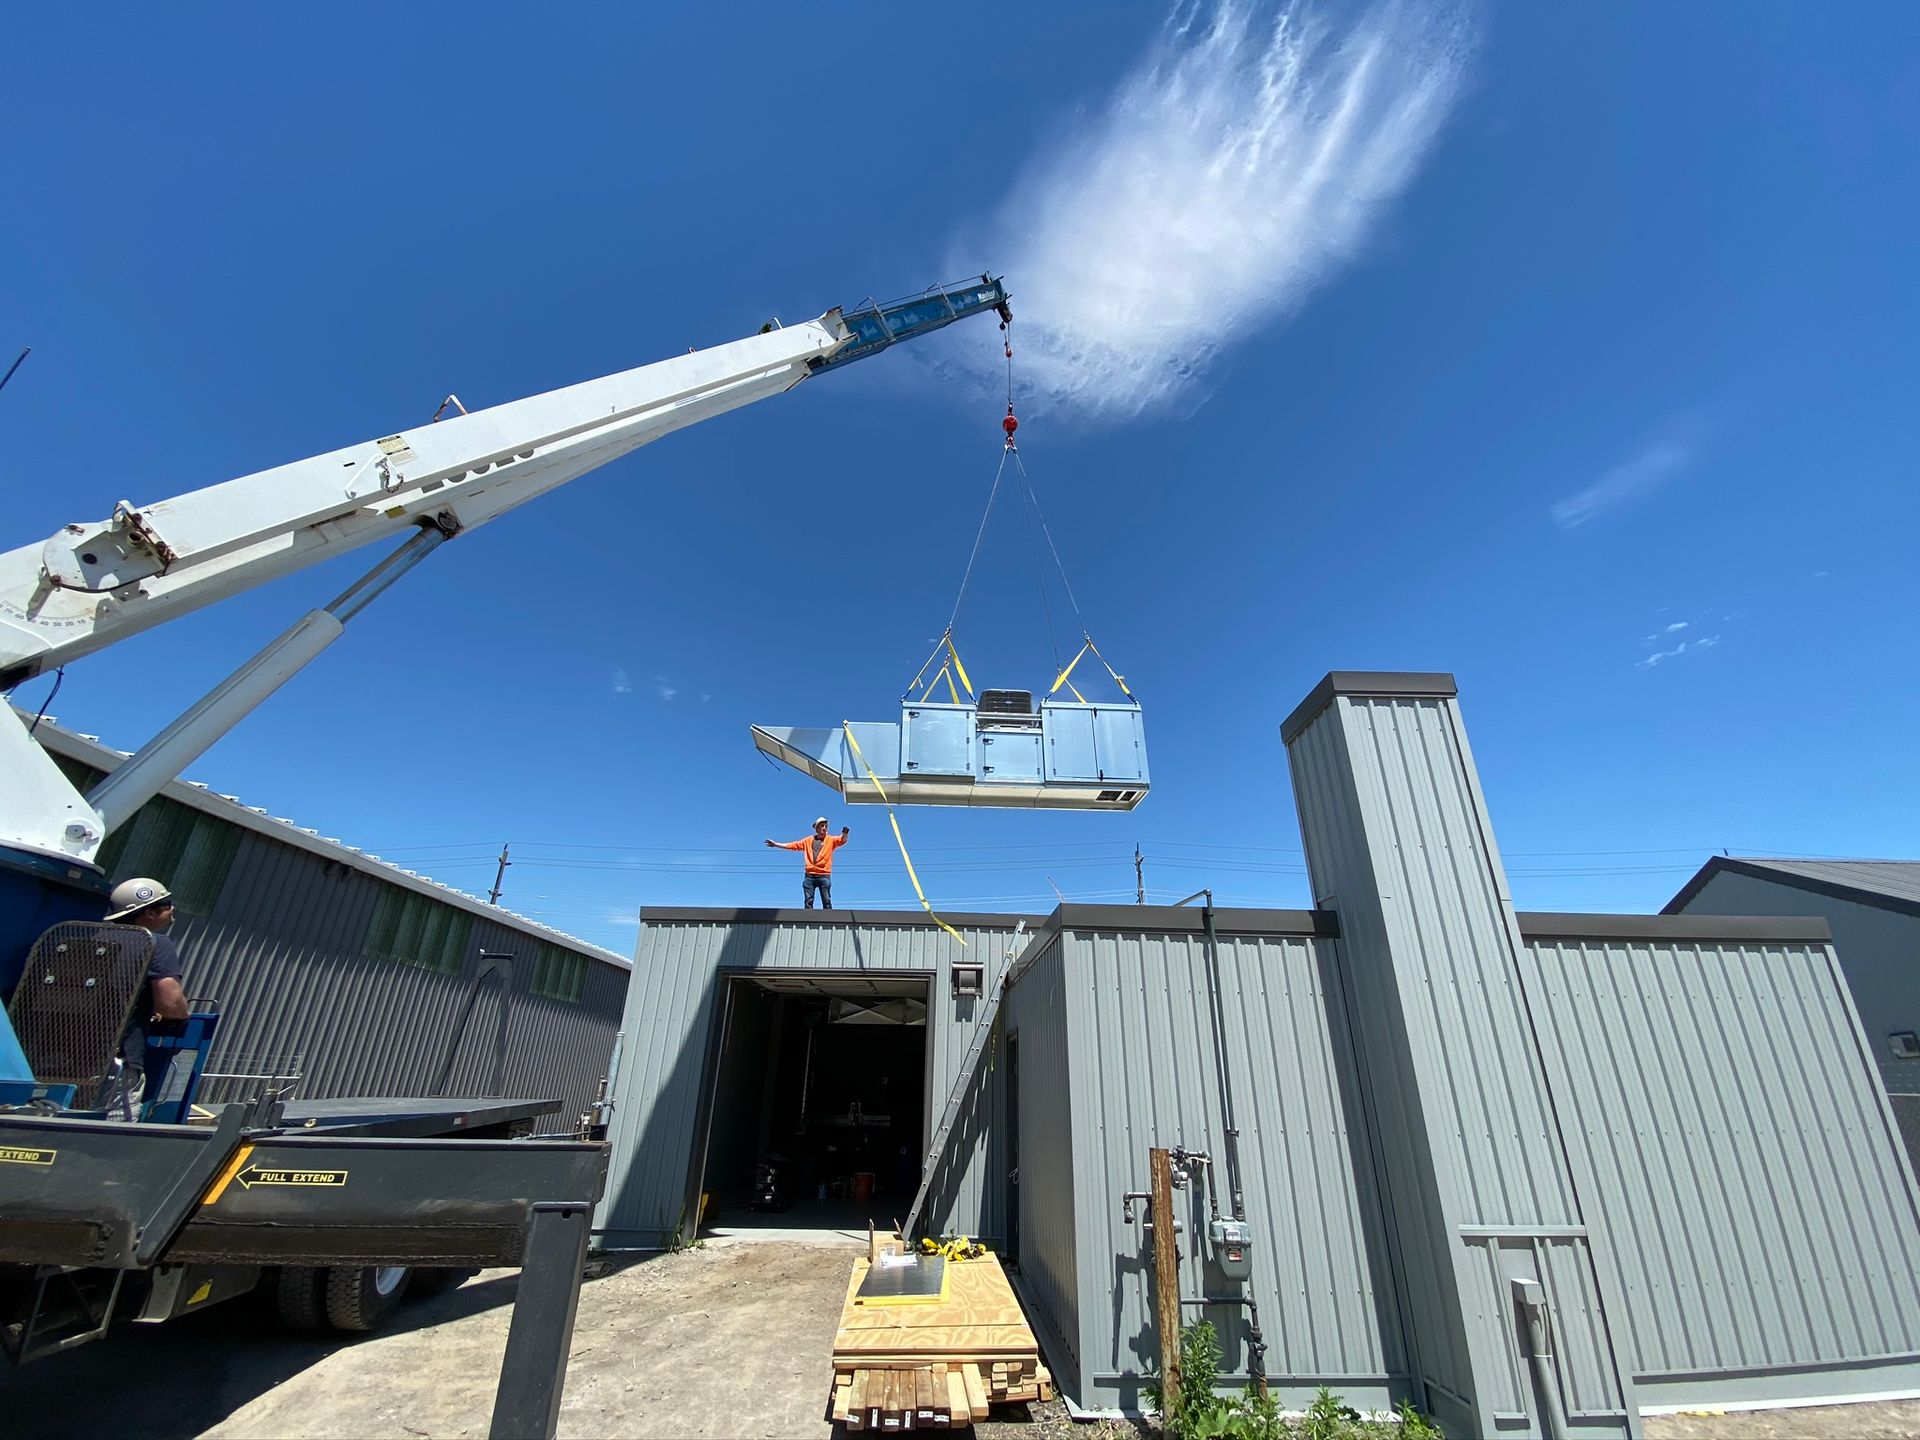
[765,838,806,850]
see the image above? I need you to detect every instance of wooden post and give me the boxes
[1150,1146,1182,1417]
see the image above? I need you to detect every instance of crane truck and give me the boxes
[0,276,1011,1437]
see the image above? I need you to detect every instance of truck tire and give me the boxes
[324,1265,412,1332]
[275,1266,328,1330]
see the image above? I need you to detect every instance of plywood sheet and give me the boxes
[834,1252,1033,1355]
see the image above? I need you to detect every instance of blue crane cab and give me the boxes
[752,688,1149,810]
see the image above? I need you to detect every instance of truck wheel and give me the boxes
[275,1266,328,1330]
[324,1265,412,1332]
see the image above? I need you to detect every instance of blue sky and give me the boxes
[5,4,1918,955]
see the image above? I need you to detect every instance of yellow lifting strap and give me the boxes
[842,723,967,947]
[1049,634,1133,702]
[905,631,977,706]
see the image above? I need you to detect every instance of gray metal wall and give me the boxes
[179,827,626,1118]
[31,722,627,1124]
[1001,932,1081,1399]
[1039,913,1410,1417]
[598,909,1030,1249]
[1676,869,1920,1097]
[1284,677,1640,1438]
[1524,918,1920,1408]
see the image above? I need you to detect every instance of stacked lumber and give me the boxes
[829,1248,1054,1431]
[829,1358,1055,1430]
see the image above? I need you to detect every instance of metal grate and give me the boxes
[7,922,153,1092]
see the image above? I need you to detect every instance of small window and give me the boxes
[532,944,587,1004]
[1890,1032,1920,1060]
[364,886,471,975]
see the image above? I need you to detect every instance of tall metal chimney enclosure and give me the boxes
[1282,673,1642,1440]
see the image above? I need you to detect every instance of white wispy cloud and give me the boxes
[611,666,633,695]
[1551,441,1692,529]
[654,675,679,702]
[1639,634,1720,669]
[942,0,1473,423]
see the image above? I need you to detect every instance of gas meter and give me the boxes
[1209,1217,1253,1281]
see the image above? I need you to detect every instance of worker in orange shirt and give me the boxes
[765,816,850,909]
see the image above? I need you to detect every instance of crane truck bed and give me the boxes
[0,1094,606,1439]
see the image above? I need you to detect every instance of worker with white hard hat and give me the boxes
[764,816,851,910]
[105,877,190,1092]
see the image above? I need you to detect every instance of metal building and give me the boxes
[21,717,627,1120]
[598,674,1920,1432]
[597,909,1031,1249]
[1668,857,1920,1154]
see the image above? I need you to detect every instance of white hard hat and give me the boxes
[814,816,829,826]
[106,877,173,921]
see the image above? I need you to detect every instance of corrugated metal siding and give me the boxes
[1063,926,1407,1413]
[599,916,1025,1247]
[1286,702,1476,1410]
[1288,691,1641,1435]
[171,828,623,1120]
[1678,869,1920,1096]
[1002,934,1080,1398]
[1340,697,1574,1228]
[1529,932,1920,1401]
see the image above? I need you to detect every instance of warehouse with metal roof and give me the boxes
[19,715,627,1121]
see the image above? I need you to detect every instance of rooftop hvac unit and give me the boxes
[750,698,1150,812]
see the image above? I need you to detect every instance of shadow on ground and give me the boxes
[1,1269,529,1439]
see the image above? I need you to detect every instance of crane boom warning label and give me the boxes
[0,1147,56,1166]
[239,1167,348,1189]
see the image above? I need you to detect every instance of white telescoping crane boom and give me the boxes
[1,278,1011,867]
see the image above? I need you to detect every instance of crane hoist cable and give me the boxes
[912,315,1135,706]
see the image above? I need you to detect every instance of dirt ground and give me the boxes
[6,1238,1918,1439]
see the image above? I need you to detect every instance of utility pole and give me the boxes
[1150,1146,1182,1415]
[1135,844,1145,904]
[488,842,511,905]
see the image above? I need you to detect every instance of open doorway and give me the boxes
[695,972,929,1237]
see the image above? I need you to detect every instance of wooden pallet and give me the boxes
[829,1248,1053,1431]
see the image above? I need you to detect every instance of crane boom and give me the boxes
[1,276,1009,867]
[0,277,1009,688]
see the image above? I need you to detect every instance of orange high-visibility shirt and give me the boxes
[780,832,847,875]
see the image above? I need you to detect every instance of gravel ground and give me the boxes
[6,1240,1917,1439]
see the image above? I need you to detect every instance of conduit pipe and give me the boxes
[1513,1278,1569,1440]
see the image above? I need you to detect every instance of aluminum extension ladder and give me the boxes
[899,920,1027,1241]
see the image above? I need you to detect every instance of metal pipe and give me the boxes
[1198,897,1248,1219]
[1180,1295,1269,1400]
[1513,1279,1569,1440]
